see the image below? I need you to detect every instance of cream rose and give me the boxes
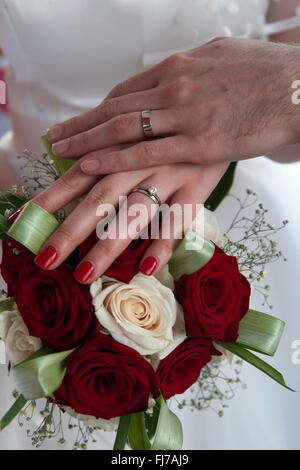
[91,273,186,357]
[0,309,42,365]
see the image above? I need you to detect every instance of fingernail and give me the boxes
[73,261,95,283]
[35,246,58,270]
[8,207,24,225]
[47,125,62,141]
[81,160,100,173]
[52,139,70,155]
[140,257,158,276]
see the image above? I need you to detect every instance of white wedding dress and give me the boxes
[0,0,300,450]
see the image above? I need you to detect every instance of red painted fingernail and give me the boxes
[140,257,158,276]
[73,261,95,283]
[8,207,24,225]
[35,246,58,270]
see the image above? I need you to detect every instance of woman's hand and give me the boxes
[31,150,227,284]
[47,37,300,174]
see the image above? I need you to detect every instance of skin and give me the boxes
[31,0,300,283]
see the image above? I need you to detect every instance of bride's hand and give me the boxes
[47,37,300,173]
[30,151,227,283]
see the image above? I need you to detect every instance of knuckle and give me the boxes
[77,130,91,149]
[104,173,124,189]
[99,99,116,121]
[138,142,158,166]
[84,188,107,208]
[128,192,147,207]
[110,115,130,136]
[157,239,174,260]
[162,52,187,72]
[103,153,121,173]
[169,77,192,101]
[67,116,80,134]
[54,225,74,245]
[55,173,75,194]
[95,241,120,261]
[207,36,232,49]
[32,191,50,211]
[111,81,126,97]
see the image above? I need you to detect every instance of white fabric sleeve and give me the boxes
[263,0,300,36]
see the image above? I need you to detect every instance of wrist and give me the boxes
[285,45,300,144]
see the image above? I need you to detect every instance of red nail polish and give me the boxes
[140,257,158,276]
[73,261,95,283]
[35,246,57,270]
[8,207,23,225]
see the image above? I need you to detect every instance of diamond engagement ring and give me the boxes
[131,186,161,206]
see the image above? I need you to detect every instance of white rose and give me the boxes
[91,273,186,356]
[192,207,224,247]
[63,407,119,432]
[0,309,42,365]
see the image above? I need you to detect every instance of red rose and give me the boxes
[157,338,218,399]
[15,261,98,350]
[0,237,34,296]
[174,245,250,342]
[54,334,159,419]
[79,230,152,283]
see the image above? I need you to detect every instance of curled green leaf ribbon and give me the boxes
[169,230,215,281]
[237,309,285,356]
[13,348,74,400]
[216,341,294,392]
[7,202,60,255]
[41,135,75,176]
[128,397,183,451]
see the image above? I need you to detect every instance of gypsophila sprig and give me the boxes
[16,395,103,450]
[176,359,244,416]
[18,150,58,193]
[17,152,69,222]
[222,190,288,309]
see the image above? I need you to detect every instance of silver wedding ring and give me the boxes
[131,186,161,206]
[141,110,154,139]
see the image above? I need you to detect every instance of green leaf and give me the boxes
[0,395,27,431]
[13,348,74,399]
[169,231,215,282]
[41,135,75,176]
[205,162,237,211]
[145,400,161,440]
[0,213,10,238]
[128,398,183,451]
[0,193,27,217]
[0,298,16,313]
[7,202,60,255]
[113,414,132,451]
[128,412,151,450]
[215,340,294,392]
[151,397,183,450]
[237,309,285,356]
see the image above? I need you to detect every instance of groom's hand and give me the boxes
[47,37,300,174]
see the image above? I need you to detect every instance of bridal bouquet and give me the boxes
[0,138,292,450]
